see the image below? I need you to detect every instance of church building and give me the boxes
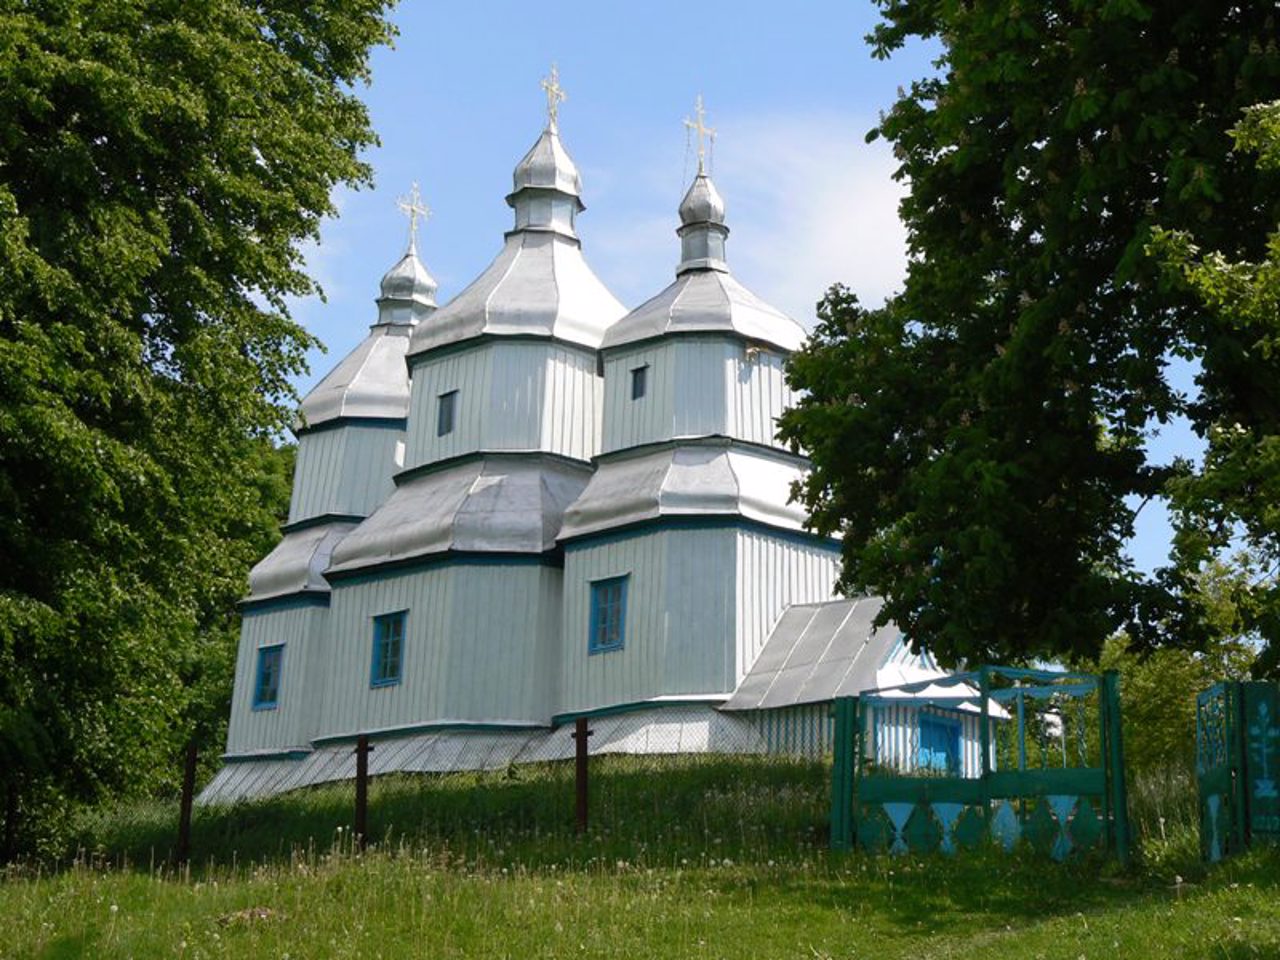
[203,82,966,802]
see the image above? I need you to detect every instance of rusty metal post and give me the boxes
[175,741,198,866]
[573,717,592,834]
[354,735,370,852]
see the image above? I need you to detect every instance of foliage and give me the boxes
[1151,101,1280,678]
[4,755,1279,958]
[0,0,393,857]
[780,2,1280,668]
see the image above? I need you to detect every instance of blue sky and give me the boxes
[287,0,1197,573]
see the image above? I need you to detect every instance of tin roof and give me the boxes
[722,598,902,710]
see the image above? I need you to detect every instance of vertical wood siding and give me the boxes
[316,563,561,740]
[557,527,737,715]
[602,339,797,453]
[288,426,402,523]
[734,529,840,684]
[226,605,330,755]
[725,348,796,448]
[866,704,985,778]
[405,342,600,469]
[747,703,836,757]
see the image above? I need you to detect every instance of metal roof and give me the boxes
[601,171,806,354]
[407,124,625,358]
[326,455,592,574]
[247,521,360,601]
[298,324,416,428]
[556,444,810,542]
[722,598,901,710]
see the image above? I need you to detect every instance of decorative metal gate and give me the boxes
[1197,681,1280,861]
[830,666,1130,864]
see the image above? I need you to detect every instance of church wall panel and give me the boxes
[734,529,840,684]
[671,340,730,440]
[601,344,675,453]
[405,345,494,467]
[541,346,601,461]
[725,347,795,449]
[557,528,736,715]
[289,427,402,523]
[226,605,329,755]
[318,563,559,740]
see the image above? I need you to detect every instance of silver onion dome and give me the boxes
[678,172,726,226]
[378,247,438,314]
[510,128,585,207]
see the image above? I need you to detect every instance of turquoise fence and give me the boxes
[830,666,1130,864]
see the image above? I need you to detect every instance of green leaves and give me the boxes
[0,0,392,854]
[785,1,1280,669]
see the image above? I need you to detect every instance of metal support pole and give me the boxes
[354,735,370,853]
[829,697,857,851]
[1102,671,1130,866]
[175,741,198,866]
[573,717,592,835]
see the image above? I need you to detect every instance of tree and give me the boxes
[1153,102,1280,676]
[780,2,1280,669]
[0,1,393,857]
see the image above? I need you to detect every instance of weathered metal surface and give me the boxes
[722,598,896,711]
[326,456,591,573]
[299,315,423,428]
[247,522,359,600]
[557,444,809,542]
[409,124,624,357]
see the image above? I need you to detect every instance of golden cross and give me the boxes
[684,94,716,174]
[396,181,430,253]
[541,62,566,130]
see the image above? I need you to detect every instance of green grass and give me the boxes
[4,755,1279,959]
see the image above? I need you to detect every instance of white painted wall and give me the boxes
[602,338,798,454]
[288,425,403,523]
[404,341,601,468]
[734,527,840,684]
[226,604,330,755]
[867,703,986,778]
[316,562,562,740]
[557,527,738,715]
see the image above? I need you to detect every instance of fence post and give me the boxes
[829,697,856,851]
[175,741,198,866]
[1102,670,1130,866]
[573,717,592,834]
[354,735,370,853]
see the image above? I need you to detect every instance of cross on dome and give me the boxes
[396,181,430,254]
[684,94,716,175]
[541,63,566,131]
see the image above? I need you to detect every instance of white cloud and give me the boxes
[714,111,908,327]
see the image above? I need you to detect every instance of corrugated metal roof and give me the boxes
[721,597,901,710]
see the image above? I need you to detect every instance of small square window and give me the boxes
[437,390,458,437]
[588,576,628,654]
[253,644,284,710]
[630,366,648,400]
[371,611,406,687]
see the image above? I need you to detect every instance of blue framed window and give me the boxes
[437,390,458,436]
[630,365,648,400]
[588,575,628,654]
[253,644,284,710]
[371,611,406,687]
[918,713,961,774]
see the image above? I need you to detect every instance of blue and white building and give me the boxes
[204,96,971,801]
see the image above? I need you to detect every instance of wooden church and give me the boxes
[203,85,973,802]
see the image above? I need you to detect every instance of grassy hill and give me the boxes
[3,756,1278,959]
